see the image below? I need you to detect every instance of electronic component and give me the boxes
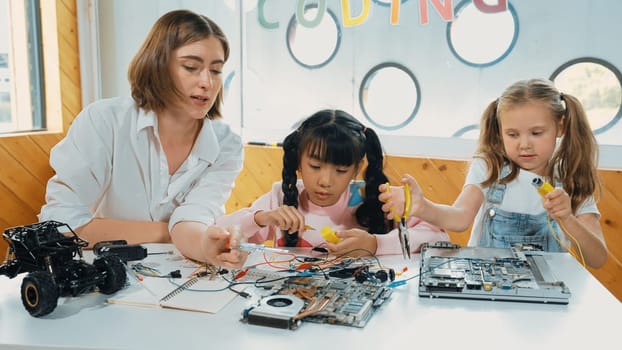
[242,274,392,329]
[418,242,571,304]
[93,240,148,262]
[244,295,305,329]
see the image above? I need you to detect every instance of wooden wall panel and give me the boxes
[0,181,37,228]
[382,156,472,246]
[226,146,622,302]
[0,145,47,213]
[0,136,55,184]
[599,171,621,256]
[225,145,284,213]
[31,133,64,155]
[0,0,79,257]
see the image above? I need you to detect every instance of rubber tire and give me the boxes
[94,254,127,294]
[21,271,59,317]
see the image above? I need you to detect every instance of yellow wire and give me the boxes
[535,178,586,267]
[547,215,586,267]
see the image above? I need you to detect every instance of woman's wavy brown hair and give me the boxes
[127,10,229,119]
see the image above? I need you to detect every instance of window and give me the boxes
[286,3,341,69]
[359,62,420,130]
[447,0,518,67]
[551,57,622,144]
[0,0,45,134]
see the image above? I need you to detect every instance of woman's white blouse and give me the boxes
[38,97,243,233]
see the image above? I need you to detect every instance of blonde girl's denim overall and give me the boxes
[478,170,565,252]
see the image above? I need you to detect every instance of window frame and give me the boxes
[550,57,622,135]
[0,0,62,136]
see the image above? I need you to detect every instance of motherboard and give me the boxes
[242,273,392,329]
[418,242,571,304]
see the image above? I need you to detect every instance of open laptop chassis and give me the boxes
[418,242,571,304]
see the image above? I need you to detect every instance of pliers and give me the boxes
[386,182,411,259]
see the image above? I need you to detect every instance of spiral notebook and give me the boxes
[108,270,242,313]
[106,245,243,313]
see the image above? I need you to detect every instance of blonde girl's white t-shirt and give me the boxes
[464,158,599,246]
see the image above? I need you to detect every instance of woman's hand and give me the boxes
[201,226,248,269]
[325,228,377,257]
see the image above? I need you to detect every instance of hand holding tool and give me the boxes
[385,182,411,259]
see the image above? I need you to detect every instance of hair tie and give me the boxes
[362,126,367,133]
[559,92,568,113]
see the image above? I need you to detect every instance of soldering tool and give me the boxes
[531,177,586,267]
[232,242,290,254]
[532,177,554,196]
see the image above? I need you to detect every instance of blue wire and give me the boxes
[388,257,457,288]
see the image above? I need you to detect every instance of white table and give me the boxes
[0,245,619,350]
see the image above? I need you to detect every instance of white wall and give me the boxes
[79,0,622,168]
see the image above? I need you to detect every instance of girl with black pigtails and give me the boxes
[218,109,447,256]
